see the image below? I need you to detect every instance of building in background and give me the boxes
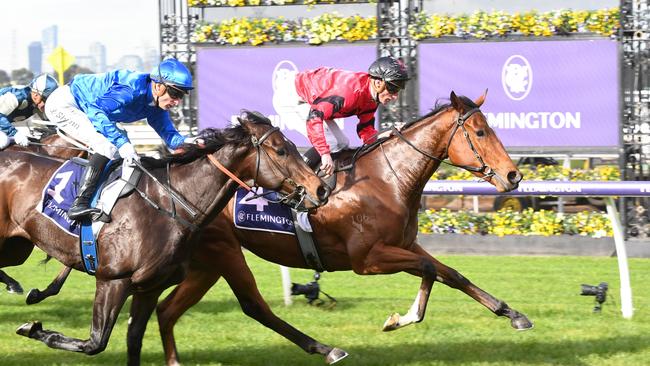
[75,55,97,72]
[41,25,58,73]
[90,42,107,73]
[116,54,144,71]
[28,42,43,74]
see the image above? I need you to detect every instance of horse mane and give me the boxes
[352,95,478,161]
[141,110,272,169]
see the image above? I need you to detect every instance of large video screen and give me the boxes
[419,39,619,148]
[196,44,376,147]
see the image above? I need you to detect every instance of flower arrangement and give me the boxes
[190,8,620,45]
[418,208,613,237]
[188,0,374,7]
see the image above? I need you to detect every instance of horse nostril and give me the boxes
[507,171,522,184]
[317,185,331,203]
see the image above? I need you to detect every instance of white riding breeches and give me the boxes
[44,85,119,159]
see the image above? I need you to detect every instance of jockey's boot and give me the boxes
[302,147,321,171]
[68,153,110,221]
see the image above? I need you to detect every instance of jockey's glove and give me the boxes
[118,142,140,166]
[12,130,30,147]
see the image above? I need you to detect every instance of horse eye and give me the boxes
[276,148,286,156]
[476,130,485,137]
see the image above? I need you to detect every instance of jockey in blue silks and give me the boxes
[0,73,58,149]
[45,57,196,221]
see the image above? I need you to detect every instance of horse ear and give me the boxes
[474,89,488,107]
[237,114,252,132]
[450,91,462,111]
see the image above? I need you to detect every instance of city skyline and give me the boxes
[0,0,159,73]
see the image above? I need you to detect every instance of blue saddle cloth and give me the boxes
[233,187,295,235]
[39,160,85,237]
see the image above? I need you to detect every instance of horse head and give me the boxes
[445,90,522,192]
[227,110,330,209]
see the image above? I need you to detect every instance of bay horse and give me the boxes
[134,91,532,365]
[0,131,85,295]
[0,111,329,356]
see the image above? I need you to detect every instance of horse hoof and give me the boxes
[6,283,24,294]
[25,289,41,305]
[16,321,42,338]
[382,313,400,332]
[512,314,534,331]
[325,347,349,364]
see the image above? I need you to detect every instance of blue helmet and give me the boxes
[150,58,193,91]
[30,73,59,99]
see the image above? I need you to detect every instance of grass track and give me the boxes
[1,249,649,365]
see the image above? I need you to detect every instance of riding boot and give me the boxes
[302,147,321,171]
[68,154,109,221]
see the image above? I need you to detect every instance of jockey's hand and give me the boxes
[12,130,30,147]
[118,143,140,166]
[377,123,403,140]
[320,153,334,177]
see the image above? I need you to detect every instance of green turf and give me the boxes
[1,249,649,365]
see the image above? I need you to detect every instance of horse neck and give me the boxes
[166,145,245,226]
[374,111,455,200]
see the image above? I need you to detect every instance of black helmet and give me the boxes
[368,56,409,82]
[368,56,409,93]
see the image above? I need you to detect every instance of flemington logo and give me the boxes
[502,55,532,101]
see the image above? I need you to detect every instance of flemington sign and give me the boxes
[418,39,619,150]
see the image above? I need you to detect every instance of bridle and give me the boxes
[390,107,509,187]
[206,126,317,211]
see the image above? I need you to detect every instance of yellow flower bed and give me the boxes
[191,8,620,45]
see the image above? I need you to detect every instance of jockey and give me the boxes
[0,73,58,149]
[44,57,196,221]
[290,56,409,176]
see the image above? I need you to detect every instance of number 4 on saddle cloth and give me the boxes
[38,158,141,274]
[234,187,325,271]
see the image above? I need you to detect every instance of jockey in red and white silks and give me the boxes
[285,56,409,176]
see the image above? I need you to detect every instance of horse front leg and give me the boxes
[412,244,533,330]
[220,250,348,364]
[26,266,72,305]
[0,269,24,294]
[351,243,437,332]
[16,278,130,354]
[126,289,165,366]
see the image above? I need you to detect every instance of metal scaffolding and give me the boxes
[159,0,200,131]
[376,0,422,129]
[620,0,650,239]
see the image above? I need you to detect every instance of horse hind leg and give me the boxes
[0,270,24,294]
[26,266,72,305]
[412,245,533,331]
[16,278,131,354]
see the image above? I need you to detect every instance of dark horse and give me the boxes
[0,132,85,295]
[142,92,531,365]
[0,111,329,356]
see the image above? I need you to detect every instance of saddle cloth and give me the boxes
[39,159,136,237]
[233,187,312,234]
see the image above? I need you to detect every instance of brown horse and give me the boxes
[0,132,86,295]
[140,92,531,365]
[0,111,329,356]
